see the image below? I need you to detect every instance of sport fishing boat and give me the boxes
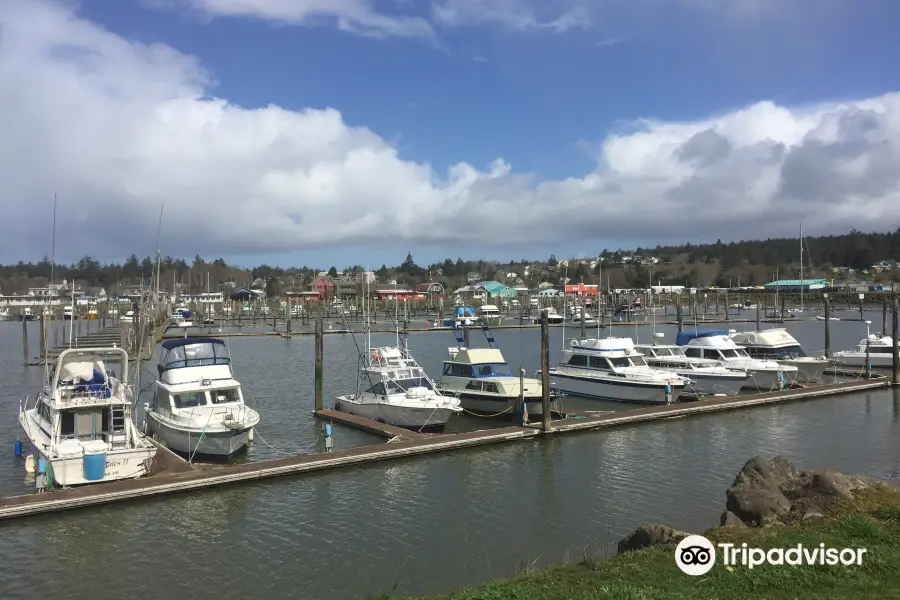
[144,337,260,457]
[542,336,692,404]
[833,324,895,368]
[729,328,829,383]
[676,330,799,391]
[18,347,157,486]
[437,325,559,418]
[336,345,462,432]
[635,334,748,396]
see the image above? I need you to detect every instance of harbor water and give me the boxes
[1,314,899,599]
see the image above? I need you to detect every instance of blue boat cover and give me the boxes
[674,329,730,347]
[161,337,226,350]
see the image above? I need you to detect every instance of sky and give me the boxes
[1,0,900,270]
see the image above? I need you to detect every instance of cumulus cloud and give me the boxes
[1,1,899,263]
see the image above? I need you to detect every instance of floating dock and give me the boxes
[0,378,889,522]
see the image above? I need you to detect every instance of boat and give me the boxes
[815,315,840,321]
[441,305,477,327]
[335,345,462,432]
[22,307,37,321]
[568,305,596,325]
[108,306,119,318]
[635,334,748,396]
[87,307,98,320]
[437,325,560,418]
[63,306,77,320]
[477,304,503,326]
[120,310,134,323]
[676,330,799,391]
[729,329,830,383]
[18,347,157,485]
[144,337,260,457]
[542,337,692,403]
[833,329,895,368]
[533,306,564,325]
[0,306,9,321]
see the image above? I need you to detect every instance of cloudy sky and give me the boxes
[2,0,899,268]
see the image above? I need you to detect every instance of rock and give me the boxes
[720,511,747,528]
[731,456,800,494]
[798,470,873,500]
[617,524,689,554]
[726,486,793,526]
[803,510,825,520]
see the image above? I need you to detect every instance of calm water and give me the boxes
[1,314,899,599]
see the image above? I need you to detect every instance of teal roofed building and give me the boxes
[763,279,829,291]
[476,280,518,299]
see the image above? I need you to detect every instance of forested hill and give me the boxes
[606,228,900,271]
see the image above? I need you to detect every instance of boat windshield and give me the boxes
[753,345,808,359]
[653,347,676,357]
[607,357,631,368]
[385,376,434,393]
[717,348,744,359]
[160,341,230,370]
[472,363,512,377]
[629,356,647,367]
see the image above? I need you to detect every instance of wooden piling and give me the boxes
[579,297,586,339]
[676,302,683,333]
[755,302,761,331]
[314,314,324,411]
[858,297,864,321]
[892,297,899,385]
[540,310,551,433]
[21,315,28,366]
[883,298,888,334]
[463,326,471,348]
[824,295,832,359]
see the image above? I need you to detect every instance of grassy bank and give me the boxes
[375,488,900,600]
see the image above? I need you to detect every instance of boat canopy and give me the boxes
[158,337,230,373]
[675,330,731,347]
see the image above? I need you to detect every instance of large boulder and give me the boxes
[725,456,800,526]
[720,511,747,528]
[617,524,689,554]
[797,470,877,499]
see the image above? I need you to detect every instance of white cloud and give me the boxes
[1,1,899,263]
[431,0,590,32]
[184,0,438,40]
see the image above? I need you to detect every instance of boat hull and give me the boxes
[31,447,155,486]
[333,399,456,432]
[652,370,746,396]
[548,371,683,404]
[832,352,895,369]
[449,392,556,418]
[779,358,829,383]
[145,413,251,457]
[740,368,793,391]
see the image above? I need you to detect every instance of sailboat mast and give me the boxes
[394,279,399,348]
[799,223,804,312]
[596,257,601,339]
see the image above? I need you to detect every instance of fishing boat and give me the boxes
[676,330,799,391]
[18,347,157,485]
[815,315,840,321]
[542,337,691,403]
[437,325,559,417]
[729,328,829,383]
[832,322,895,368]
[144,337,260,457]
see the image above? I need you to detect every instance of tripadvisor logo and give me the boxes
[675,535,867,576]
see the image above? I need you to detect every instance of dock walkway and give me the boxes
[0,378,889,522]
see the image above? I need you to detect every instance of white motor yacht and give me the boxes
[533,306,565,325]
[335,345,462,432]
[144,337,260,457]
[477,304,503,326]
[18,347,157,486]
[676,330,798,391]
[437,325,558,418]
[833,330,895,368]
[542,337,692,404]
[635,334,748,396]
[730,329,829,383]
[0,306,9,321]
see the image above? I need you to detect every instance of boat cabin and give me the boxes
[156,337,233,385]
[730,329,809,360]
[443,348,512,378]
[676,330,752,361]
[561,338,648,370]
[361,347,435,396]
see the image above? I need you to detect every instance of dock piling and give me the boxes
[755,302,761,331]
[540,310,551,433]
[676,302,683,334]
[21,314,28,366]
[883,298,888,334]
[314,314,324,411]
[892,297,899,385]
[824,294,832,359]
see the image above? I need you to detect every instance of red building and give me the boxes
[309,276,335,299]
[374,289,423,300]
[565,283,599,296]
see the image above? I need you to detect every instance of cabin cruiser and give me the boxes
[815,315,839,321]
[477,304,503,326]
[171,302,193,327]
[729,329,829,383]
[833,332,895,368]
[676,330,798,391]
[441,306,477,327]
[120,310,134,323]
[568,305,596,325]
[18,347,157,485]
[63,306,77,320]
[335,345,462,432]
[0,306,9,321]
[533,306,565,325]
[21,307,36,321]
[438,325,559,417]
[542,337,691,404]
[144,337,260,457]
[635,334,748,396]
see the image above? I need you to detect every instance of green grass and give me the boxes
[371,488,900,600]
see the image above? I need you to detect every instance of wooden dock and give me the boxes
[0,378,890,522]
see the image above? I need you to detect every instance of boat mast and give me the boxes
[596,256,601,339]
[799,223,803,312]
[46,193,57,376]
[394,278,399,348]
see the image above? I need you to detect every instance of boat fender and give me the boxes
[570,339,578,347]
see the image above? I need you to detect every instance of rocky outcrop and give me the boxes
[617,524,690,554]
[616,456,897,553]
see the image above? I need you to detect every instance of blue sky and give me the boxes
[3,0,900,270]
